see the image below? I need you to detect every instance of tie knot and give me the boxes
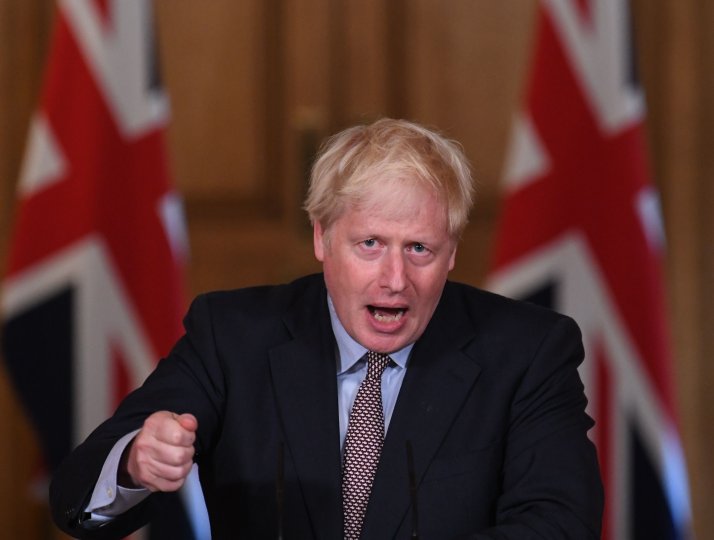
[366,351,391,381]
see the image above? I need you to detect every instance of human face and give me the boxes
[314,184,457,353]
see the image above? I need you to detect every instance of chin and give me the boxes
[367,337,409,354]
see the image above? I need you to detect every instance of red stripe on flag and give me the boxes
[112,342,132,411]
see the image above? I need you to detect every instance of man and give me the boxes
[51,118,603,539]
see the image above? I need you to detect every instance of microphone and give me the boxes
[276,442,285,540]
[406,440,420,539]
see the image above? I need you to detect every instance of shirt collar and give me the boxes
[327,295,413,374]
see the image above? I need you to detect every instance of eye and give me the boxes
[362,238,377,248]
[412,243,426,254]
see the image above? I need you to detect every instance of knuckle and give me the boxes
[133,436,151,453]
[167,430,181,446]
[165,448,184,466]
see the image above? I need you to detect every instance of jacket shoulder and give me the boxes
[182,273,326,342]
[444,280,571,322]
[439,280,581,347]
[192,273,325,316]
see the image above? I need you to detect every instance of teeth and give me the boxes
[373,310,403,322]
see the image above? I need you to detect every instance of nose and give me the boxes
[379,250,407,292]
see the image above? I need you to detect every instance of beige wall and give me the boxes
[0,1,712,537]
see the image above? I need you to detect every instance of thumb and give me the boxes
[175,413,198,433]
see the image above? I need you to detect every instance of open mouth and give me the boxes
[368,305,406,323]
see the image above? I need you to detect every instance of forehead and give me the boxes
[358,178,444,214]
[338,182,450,236]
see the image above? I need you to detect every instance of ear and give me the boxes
[448,244,457,271]
[313,221,326,262]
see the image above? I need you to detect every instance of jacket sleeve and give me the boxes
[49,293,226,538]
[475,316,603,539]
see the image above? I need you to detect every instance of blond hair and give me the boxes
[304,118,475,237]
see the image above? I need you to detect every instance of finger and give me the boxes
[148,476,187,493]
[151,414,195,447]
[144,459,194,485]
[128,444,194,492]
[175,413,198,433]
[152,441,195,467]
[135,466,191,493]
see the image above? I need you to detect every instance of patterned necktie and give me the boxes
[342,351,391,540]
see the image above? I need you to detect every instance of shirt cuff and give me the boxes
[84,429,151,523]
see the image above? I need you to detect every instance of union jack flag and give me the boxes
[487,1,692,538]
[1,1,207,538]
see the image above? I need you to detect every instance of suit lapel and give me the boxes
[362,286,482,537]
[268,283,343,540]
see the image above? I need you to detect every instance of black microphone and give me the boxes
[406,440,420,539]
[276,442,285,540]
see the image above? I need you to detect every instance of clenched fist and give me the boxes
[119,411,198,492]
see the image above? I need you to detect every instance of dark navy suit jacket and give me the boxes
[50,273,603,539]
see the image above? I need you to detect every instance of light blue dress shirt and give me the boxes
[329,295,412,453]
